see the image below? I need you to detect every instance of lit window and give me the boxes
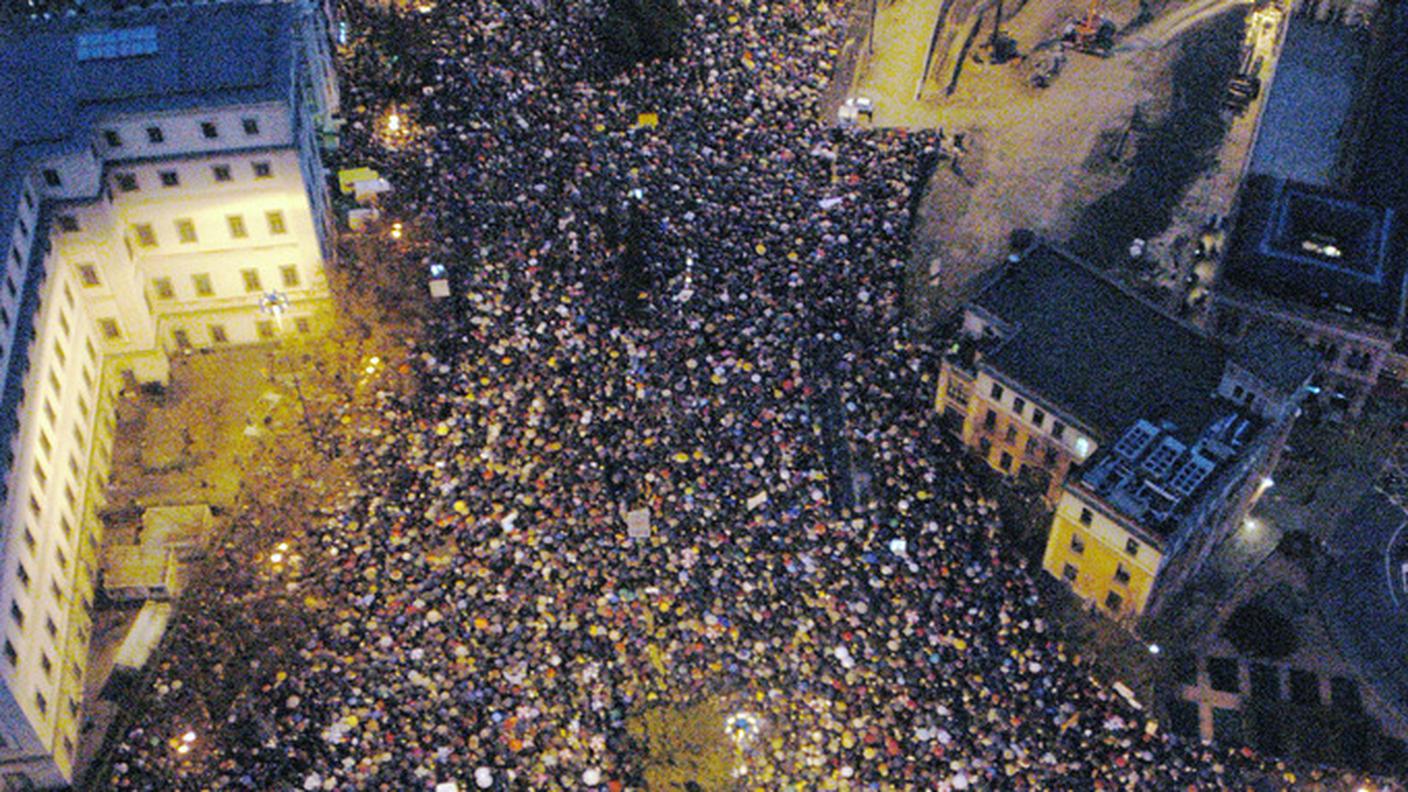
[132,224,156,248]
[176,219,197,244]
[266,211,286,235]
[227,215,247,239]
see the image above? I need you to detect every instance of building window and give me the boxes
[1104,591,1123,612]
[35,692,46,715]
[173,328,190,350]
[212,164,232,183]
[209,324,228,344]
[23,529,34,553]
[192,273,214,296]
[242,117,260,136]
[56,215,79,233]
[227,215,248,239]
[1013,397,1026,415]
[9,602,23,628]
[159,170,180,187]
[153,277,174,299]
[200,121,219,139]
[990,382,1004,401]
[2,641,15,667]
[145,125,164,143]
[103,129,122,147]
[253,161,273,179]
[42,169,61,188]
[39,653,50,677]
[1062,563,1078,582]
[16,565,29,590]
[266,211,287,235]
[999,451,1013,471]
[115,173,138,192]
[294,317,311,334]
[174,218,197,244]
[983,409,997,430]
[1070,533,1085,554]
[133,223,156,248]
[256,320,276,339]
[1032,409,1045,428]
[1005,425,1018,443]
[1079,507,1093,526]
[1044,447,1058,466]
[241,268,261,292]
[1114,564,1131,585]
[1126,538,1139,556]
[280,265,300,288]
[1053,421,1066,440]
[98,318,121,340]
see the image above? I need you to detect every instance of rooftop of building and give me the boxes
[1221,174,1408,330]
[1078,410,1263,538]
[1246,16,1365,188]
[1230,323,1321,394]
[0,0,301,259]
[971,244,1230,444]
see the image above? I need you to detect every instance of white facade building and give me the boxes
[0,1,338,785]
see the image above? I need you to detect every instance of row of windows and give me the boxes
[148,265,301,301]
[989,380,1065,439]
[113,160,273,193]
[101,117,262,150]
[173,316,311,348]
[127,210,287,250]
[1068,524,1141,557]
[1060,563,1131,608]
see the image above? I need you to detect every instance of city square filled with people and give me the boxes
[97,0,1375,789]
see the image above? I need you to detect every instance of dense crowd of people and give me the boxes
[101,0,1374,789]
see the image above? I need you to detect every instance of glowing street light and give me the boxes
[726,711,761,745]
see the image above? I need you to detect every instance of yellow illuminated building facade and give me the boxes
[1044,487,1162,619]
[0,2,338,785]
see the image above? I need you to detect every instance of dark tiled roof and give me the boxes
[975,244,1226,442]
[1222,175,1408,329]
[1231,323,1319,393]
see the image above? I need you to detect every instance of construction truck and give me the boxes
[1063,0,1116,56]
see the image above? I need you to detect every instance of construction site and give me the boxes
[834,0,1303,321]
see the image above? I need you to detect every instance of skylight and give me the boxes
[76,27,158,62]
